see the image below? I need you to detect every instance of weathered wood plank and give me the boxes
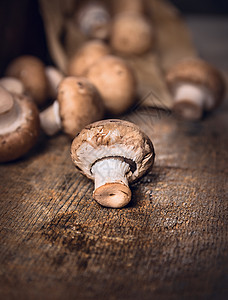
[0,102,227,299]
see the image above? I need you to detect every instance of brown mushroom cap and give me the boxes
[5,55,48,107]
[86,55,137,115]
[71,119,155,183]
[166,59,226,111]
[68,40,111,77]
[0,91,40,163]
[110,12,153,55]
[57,76,104,138]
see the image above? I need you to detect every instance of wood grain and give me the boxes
[0,104,227,299]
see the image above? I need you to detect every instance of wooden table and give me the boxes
[0,17,228,300]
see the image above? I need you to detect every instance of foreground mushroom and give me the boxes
[71,119,155,208]
[0,86,40,163]
[5,55,48,107]
[75,1,111,40]
[166,59,226,120]
[110,12,154,55]
[40,76,104,138]
[68,40,111,77]
[86,55,137,115]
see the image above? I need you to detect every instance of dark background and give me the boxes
[171,0,228,14]
[0,0,228,75]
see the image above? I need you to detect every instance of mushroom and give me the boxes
[68,40,111,77]
[39,76,104,138]
[5,55,48,107]
[0,77,25,95]
[166,59,226,120]
[110,12,154,55]
[45,66,64,99]
[71,119,155,208]
[86,55,137,115]
[0,86,40,163]
[75,1,111,40]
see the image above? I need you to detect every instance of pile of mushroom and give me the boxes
[71,0,154,56]
[166,58,226,121]
[0,55,63,162]
[65,0,158,116]
[68,43,137,115]
[71,119,155,208]
[1,1,226,213]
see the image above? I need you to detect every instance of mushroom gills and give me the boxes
[91,158,131,208]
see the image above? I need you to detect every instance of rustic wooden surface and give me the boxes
[0,17,228,300]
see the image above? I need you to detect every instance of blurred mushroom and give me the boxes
[71,119,155,208]
[68,40,111,76]
[166,59,226,120]
[111,0,145,14]
[75,1,111,40]
[110,12,154,55]
[0,86,40,163]
[86,55,137,115]
[40,76,104,138]
[0,77,25,95]
[45,66,64,99]
[5,55,48,107]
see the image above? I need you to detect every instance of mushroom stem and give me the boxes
[173,83,213,120]
[0,77,25,95]
[45,66,64,99]
[91,158,131,208]
[0,87,22,135]
[39,100,61,135]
